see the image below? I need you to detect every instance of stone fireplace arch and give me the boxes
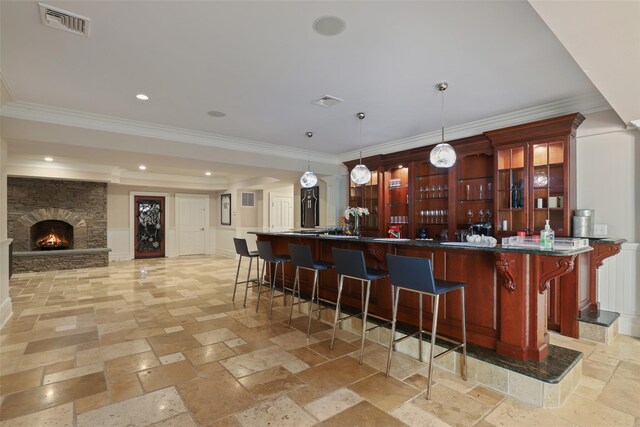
[16,208,88,250]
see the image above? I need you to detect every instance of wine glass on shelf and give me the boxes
[466,209,474,225]
[443,184,448,197]
[478,209,485,222]
[436,185,442,198]
[443,209,448,224]
[431,186,437,198]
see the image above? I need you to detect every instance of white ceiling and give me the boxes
[0,1,620,188]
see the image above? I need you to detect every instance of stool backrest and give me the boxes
[332,248,368,280]
[288,243,314,269]
[233,238,252,257]
[386,254,436,294]
[256,240,276,262]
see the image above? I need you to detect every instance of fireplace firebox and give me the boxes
[30,220,73,250]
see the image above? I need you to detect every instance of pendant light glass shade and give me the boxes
[300,170,318,188]
[350,163,371,185]
[430,82,456,168]
[350,112,371,185]
[430,143,456,168]
[300,131,317,188]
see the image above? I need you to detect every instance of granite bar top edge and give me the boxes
[14,248,113,257]
[252,232,593,256]
[587,237,627,244]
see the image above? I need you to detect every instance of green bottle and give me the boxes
[540,219,555,250]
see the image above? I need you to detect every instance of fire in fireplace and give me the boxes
[30,220,73,250]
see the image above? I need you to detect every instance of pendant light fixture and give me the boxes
[300,131,318,188]
[350,112,372,185]
[429,82,457,168]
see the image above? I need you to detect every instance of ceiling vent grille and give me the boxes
[39,3,90,36]
[241,192,255,207]
[312,95,344,108]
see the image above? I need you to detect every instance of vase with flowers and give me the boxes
[344,206,370,237]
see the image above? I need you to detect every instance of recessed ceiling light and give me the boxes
[313,16,346,36]
[205,171,212,176]
[207,110,226,117]
[138,165,146,170]
[44,157,54,162]
[136,93,149,101]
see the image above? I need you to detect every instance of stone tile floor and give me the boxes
[0,255,638,426]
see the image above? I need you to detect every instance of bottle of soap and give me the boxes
[540,219,555,250]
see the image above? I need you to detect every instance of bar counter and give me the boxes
[253,232,592,362]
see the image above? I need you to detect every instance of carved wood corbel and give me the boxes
[594,244,621,268]
[367,245,385,263]
[538,254,577,294]
[495,252,517,293]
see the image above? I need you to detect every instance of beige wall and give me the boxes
[576,110,639,242]
[107,184,216,229]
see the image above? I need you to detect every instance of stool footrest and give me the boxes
[366,320,392,332]
[391,329,465,355]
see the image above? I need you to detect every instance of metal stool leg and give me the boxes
[426,294,440,400]
[232,256,243,301]
[288,267,300,328]
[243,257,253,308]
[359,280,372,364]
[268,261,280,320]
[386,286,401,377]
[330,274,345,350]
[307,270,319,337]
[461,287,467,381]
[418,294,423,362]
[256,259,267,313]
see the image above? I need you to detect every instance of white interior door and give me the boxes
[270,193,294,231]
[176,194,209,255]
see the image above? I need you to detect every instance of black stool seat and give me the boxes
[256,240,291,319]
[288,243,335,336]
[330,248,390,364]
[385,253,467,401]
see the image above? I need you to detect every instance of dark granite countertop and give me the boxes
[587,237,627,244]
[252,232,593,257]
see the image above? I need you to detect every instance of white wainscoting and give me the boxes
[214,227,261,258]
[107,228,130,261]
[206,227,217,255]
[598,243,640,337]
[166,228,178,257]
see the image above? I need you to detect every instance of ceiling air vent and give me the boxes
[241,192,255,208]
[312,95,344,108]
[39,3,90,37]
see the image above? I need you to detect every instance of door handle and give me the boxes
[200,228,205,231]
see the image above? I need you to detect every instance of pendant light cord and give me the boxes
[441,86,445,144]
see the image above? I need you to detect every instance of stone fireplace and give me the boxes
[8,178,110,273]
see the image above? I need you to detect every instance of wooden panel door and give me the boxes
[134,196,165,259]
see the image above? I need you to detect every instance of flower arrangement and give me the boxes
[344,206,370,218]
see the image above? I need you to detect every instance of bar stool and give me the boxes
[331,247,390,364]
[256,240,291,319]
[288,243,334,337]
[385,254,467,400]
[232,238,261,308]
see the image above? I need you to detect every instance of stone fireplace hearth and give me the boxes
[8,178,110,273]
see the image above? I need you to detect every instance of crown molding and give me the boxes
[0,101,339,165]
[0,69,16,106]
[338,92,611,162]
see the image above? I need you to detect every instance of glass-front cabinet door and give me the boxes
[349,169,380,235]
[496,145,527,235]
[383,166,409,238]
[414,161,449,240]
[531,141,566,235]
